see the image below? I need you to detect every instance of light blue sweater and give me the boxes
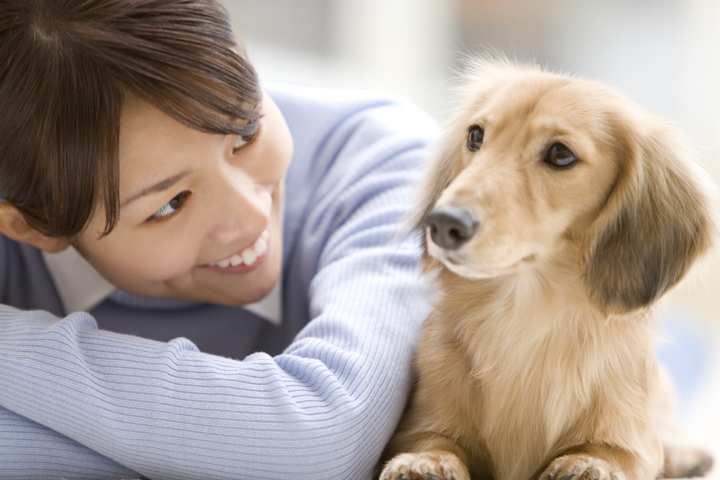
[0,85,439,479]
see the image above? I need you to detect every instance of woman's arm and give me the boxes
[0,247,427,479]
[0,405,138,479]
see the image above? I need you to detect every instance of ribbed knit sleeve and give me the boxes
[0,405,138,479]
[0,87,438,479]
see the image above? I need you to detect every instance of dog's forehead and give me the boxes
[474,74,612,135]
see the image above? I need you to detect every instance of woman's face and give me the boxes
[74,92,293,306]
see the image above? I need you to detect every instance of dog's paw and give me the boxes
[379,451,471,480]
[662,445,713,478]
[540,454,625,480]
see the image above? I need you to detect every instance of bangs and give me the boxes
[0,0,261,238]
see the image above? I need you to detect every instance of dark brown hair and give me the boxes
[0,0,262,237]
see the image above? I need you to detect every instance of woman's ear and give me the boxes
[0,203,70,253]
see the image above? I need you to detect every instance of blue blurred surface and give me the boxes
[656,309,713,411]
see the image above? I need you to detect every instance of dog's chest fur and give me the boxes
[414,267,658,480]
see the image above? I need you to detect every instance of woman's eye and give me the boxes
[544,143,578,168]
[232,123,261,151]
[232,114,263,151]
[233,134,252,150]
[466,125,484,152]
[148,191,190,221]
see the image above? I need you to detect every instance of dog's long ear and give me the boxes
[411,126,466,231]
[582,117,717,314]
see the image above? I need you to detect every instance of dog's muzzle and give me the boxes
[425,205,479,250]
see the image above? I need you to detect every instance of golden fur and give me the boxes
[380,58,717,480]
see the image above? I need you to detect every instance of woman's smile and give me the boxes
[204,229,270,273]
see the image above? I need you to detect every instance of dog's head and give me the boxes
[418,57,717,314]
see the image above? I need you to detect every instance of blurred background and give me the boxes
[220,0,720,472]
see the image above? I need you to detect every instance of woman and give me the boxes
[0,1,438,478]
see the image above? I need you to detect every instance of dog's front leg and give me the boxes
[539,443,661,480]
[379,432,471,480]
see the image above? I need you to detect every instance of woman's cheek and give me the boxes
[128,239,198,283]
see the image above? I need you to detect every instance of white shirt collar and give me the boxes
[41,247,282,325]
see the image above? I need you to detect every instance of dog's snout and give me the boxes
[425,206,479,250]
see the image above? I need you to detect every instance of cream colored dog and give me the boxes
[380,58,717,480]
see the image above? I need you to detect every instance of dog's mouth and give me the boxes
[429,240,536,279]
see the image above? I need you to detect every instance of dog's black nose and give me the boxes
[425,205,479,250]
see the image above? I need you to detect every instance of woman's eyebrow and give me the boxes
[121,168,193,208]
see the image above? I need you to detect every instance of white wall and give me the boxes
[221,0,456,119]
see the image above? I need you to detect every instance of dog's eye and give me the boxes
[466,125,484,152]
[544,143,578,168]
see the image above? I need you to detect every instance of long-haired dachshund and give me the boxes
[380,58,717,480]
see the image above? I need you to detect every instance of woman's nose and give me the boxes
[204,173,269,244]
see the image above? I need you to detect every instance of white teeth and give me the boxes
[254,237,267,256]
[210,230,269,268]
[242,248,257,266]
